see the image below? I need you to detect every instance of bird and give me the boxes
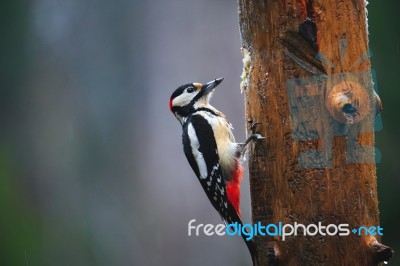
[169,77,263,264]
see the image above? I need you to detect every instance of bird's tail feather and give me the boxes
[225,204,258,265]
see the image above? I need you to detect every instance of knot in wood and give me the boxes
[326,80,370,124]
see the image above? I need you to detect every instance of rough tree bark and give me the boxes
[238,0,394,265]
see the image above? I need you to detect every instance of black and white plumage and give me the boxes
[183,114,230,220]
[169,78,262,264]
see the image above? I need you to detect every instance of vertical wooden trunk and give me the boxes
[238,0,393,265]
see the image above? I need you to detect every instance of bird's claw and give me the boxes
[248,120,263,135]
[245,120,265,145]
[251,134,265,142]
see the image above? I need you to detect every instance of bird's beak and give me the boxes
[202,78,224,94]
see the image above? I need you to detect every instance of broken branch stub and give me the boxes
[326,80,370,124]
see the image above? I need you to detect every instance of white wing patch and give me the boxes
[187,122,208,179]
[196,112,238,177]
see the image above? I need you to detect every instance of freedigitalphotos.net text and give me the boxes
[188,219,383,241]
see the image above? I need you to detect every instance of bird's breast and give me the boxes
[200,112,238,179]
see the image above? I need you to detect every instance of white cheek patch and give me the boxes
[172,93,192,107]
[187,123,208,179]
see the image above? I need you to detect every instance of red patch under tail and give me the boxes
[226,161,243,216]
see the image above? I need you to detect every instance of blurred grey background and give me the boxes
[1,0,399,266]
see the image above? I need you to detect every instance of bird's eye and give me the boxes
[187,87,195,93]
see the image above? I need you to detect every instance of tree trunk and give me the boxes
[238,0,393,265]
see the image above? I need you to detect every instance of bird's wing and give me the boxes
[182,114,232,222]
[182,114,257,262]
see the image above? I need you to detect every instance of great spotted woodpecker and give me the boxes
[169,78,263,264]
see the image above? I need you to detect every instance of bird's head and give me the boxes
[169,78,223,123]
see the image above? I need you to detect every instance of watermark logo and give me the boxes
[188,219,383,241]
[352,225,384,236]
[286,38,382,168]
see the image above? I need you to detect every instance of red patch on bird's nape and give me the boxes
[226,163,244,216]
[169,98,173,111]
